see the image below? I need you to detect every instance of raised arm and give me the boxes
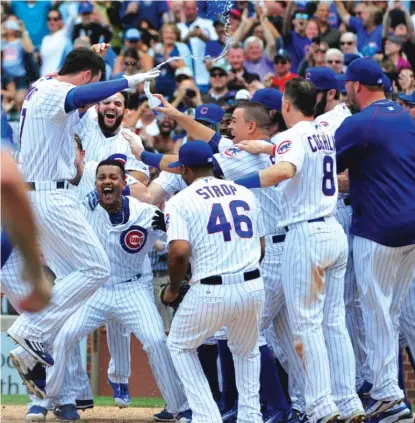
[333,0,351,26]
[283,1,296,36]
[261,14,277,60]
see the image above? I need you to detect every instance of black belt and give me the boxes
[284,217,325,232]
[343,197,351,206]
[201,268,260,285]
[27,181,66,191]
[272,234,286,243]
[124,273,141,283]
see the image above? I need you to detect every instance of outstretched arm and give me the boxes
[235,162,296,188]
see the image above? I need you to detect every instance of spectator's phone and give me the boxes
[185,89,197,98]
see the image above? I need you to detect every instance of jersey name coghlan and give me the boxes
[307,132,335,153]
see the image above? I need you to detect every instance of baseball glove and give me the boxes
[160,281,190,311]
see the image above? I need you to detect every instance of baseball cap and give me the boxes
[382,74,393,95]
[305,67,338,90]
[195,104,225,125]
[209,64,228,76]
[229,9,242,20]
[336,74,347,94]
[213,15,226,27]
[78,1,93,14]
[168,141,214,168]
[235,89,251,101]
[344,53,361,66]
[5,20,20,32]
[251,88,282,112]
[274,49,291,63]
[398,90,415,104]
[387,35,405,47]
[175,67,193,79]
[107,153,127,166]
[345,58,383,86]
[125,28,141,41]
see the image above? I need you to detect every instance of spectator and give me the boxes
[334,2,383,55]
[94,1,123,53]
[202,65,234,107]
[282,3,312,73]
[205,18,230,71]
[1,74,16,115]
[325,48,344,74]
[154,23,188,98]
[229,9,243,34]
[297,40,328,77]
[314,2,341,48]
[177,0,218,92]
[112,47,141,81]
[399,91,415,119]
[152,116,177,153]
[264,50,297,92]
[243,36,275,82]
[72,1,112,46]
[265,1,287,35]
[339,32,360,55]
[398,68,415,95]
[1,19,34,110]
[120,0,169,31]
[10,0,51,49]
[383,35,411,72]
[39,8,74,77]
[171,76,203,113]
[227,44,258,91]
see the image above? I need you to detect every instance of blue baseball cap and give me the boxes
[78,1,93,14]
[168,141,214,168]
[345,58,383,86]
[107,153,127,166]
[251,88,282,112]
[125,28,141,41]
[344,53,361,66]
[398,90,415,104]
[336,74,347,94]
[382,74,393,95]
[305,67,338,90]
[195,104,224,125]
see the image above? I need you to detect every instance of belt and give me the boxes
[200,268,260,285]
[343,197,351,206]
[124,273,141,283]
[284,217,325,232]
[27,181,68,191]
[272,234,286,243]
[153,271,168,277]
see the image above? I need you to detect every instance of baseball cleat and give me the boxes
[368,403,414,423]
[153,406,175,421]
[53,404,80,421]
[293,409,308,423]
[7,329,54,367]
[222,406,237,422]
[108,378,131,408]
[176,409,192,423]
[25,405,48,421]
[343,412,367,423]
[75,399,94,410]
[9,352,45,399]
[365,399,401,416]
[316,412,340,423]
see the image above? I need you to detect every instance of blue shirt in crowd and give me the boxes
[2,40,26,78]
[282,32,311,73]
[335,99,415,247]
[155,44,180,98]
[120,1,168,30]
[348,17,383,53]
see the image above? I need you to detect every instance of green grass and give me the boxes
[0,395,164,408]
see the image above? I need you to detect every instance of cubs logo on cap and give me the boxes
[223,146,241,157]
[120,225,147,254]
[277,140,291,155]
[107,153,127,166]
[200,107,208,115]
[305,72,311,80]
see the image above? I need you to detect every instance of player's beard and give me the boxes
[98,112,124,134]
[314,92,328,118]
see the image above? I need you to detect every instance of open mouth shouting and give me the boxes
[100,185,116,204]
[104,110,117,127]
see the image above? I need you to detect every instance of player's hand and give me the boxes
[161,284,179,304]
[19,278,52,313]
[152,210,166,232]
[91,43,110,58]
[238,140,272,155]
[153,94,183,119]
[123,70,161,88]
[263,73,274,88]
[122,128,144,159]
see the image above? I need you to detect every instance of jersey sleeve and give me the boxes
[165,199,190,244]
[126,174,138,186]
[152,172,186,196]
[273,131,305,173]
[37,79,76,120]
[74,110,93,139]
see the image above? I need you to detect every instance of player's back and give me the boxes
[19,77,79,182]
[275,121,338,226]
[314,103,351,135]
[166,177,264,282]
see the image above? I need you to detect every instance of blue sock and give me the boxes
[217,340,237,411]
[398,348,412,409]
[276,356,291,404]
[260,345,291,417]
[197,344,221,402]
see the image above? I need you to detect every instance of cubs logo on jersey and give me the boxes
[276,140,292,155]
[120,226,148,254]
[223,146,241,157]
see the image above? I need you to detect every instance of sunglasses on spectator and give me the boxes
[327,59,342,64]
[295,13,308,20]
[211,72,227,78]
[48,16,61,21]
[316,48,327,53]
[340,41,354,46]
[275,59,288,65]
[124,61,138,67]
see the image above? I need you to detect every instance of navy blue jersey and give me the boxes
[335,99,415,247]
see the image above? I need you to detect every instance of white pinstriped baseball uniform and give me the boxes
[166,177,265,423]
[7,77,110,350]
[400,278,415,359]
[152,170,187,197]
[44,197,188,414]
[273,121,363,422]
[316,103,368,389]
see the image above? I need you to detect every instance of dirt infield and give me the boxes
[1,405,162,422]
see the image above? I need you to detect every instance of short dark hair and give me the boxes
[123,48,140,61]
[48,7,62,19]
[96,159,126,179]
[236,102,272,130]
[58,47,105,78]
[74,134,83,151]
[284,77,316,117]
[224,105,236,116]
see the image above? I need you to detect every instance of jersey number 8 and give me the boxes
[322,155,335,196]
[207,200,253,241]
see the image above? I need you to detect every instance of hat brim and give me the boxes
[398,93,414,103]
[167,161,182,168]
[196,117,219,125]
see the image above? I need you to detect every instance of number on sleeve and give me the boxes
[19,108,27,144]
[207,201,253,241]
[322,155,335,196]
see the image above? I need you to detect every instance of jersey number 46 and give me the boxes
[207,200,253,241]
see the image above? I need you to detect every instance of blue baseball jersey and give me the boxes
[335,99,415,247]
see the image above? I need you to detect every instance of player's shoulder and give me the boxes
[35,76,75,92]
[128,196,157,212]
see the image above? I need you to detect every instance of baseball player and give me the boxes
[335,58,415,422]
[6,46,159,371]
[308,67,368,392]
[161,141,265,423]
[235,78,365,423]
[34,158,189,420]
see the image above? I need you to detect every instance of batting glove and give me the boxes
[123,70,161,88]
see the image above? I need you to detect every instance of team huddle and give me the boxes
[1,44,415,423]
